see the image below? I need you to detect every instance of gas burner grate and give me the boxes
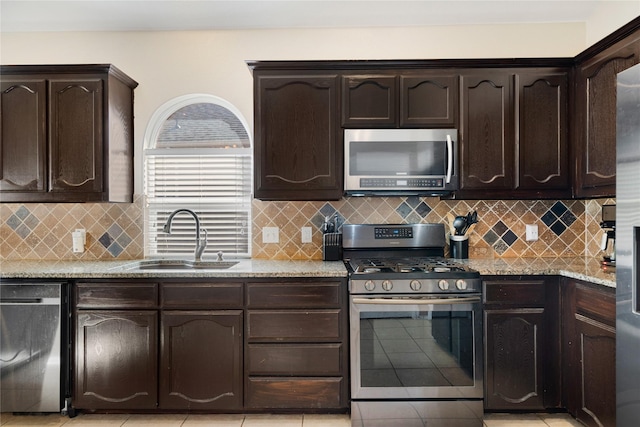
[349,256,472,274]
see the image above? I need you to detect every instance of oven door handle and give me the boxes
[352,296,481,305]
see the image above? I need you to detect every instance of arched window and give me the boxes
[144,94,252,258]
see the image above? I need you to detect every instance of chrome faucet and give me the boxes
[162,209,207,261]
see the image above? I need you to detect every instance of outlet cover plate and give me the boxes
[301,227,312,243]
[262,227,279,243]
[525,224,538,241]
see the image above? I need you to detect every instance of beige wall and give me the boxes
[2,23,588,193]
[586,1,640,45]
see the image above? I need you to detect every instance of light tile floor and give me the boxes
[0,412,585,426]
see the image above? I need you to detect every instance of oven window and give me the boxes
[359,309,474,388]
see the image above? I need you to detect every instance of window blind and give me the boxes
[146,153,251,257]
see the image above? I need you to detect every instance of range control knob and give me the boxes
[364,280,376,291]
[456,279,468,290]
[410,280,422,291]
[438,279,450,291]
[381,280,393,291]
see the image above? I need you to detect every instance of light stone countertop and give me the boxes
[0,257,615,288]
[0,259,349,279]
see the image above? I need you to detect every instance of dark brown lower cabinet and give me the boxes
[563,279,616,427]
[160,310,243,410]
[483,277,561,411]
[245,279,349,410]
[74,310,158,409]
[73,278,348,412]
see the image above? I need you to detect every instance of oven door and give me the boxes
[350,294,483,400]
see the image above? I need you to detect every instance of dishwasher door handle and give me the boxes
[1,298,44,304]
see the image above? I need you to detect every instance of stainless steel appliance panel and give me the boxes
[344,128,458,196]
[616,62,640,425]
[350,294,483,401]
[1,283,64,412]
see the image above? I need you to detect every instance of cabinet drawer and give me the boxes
[575,283,615,327]
[247,344,342,375]
[246,281,342,308]
[246,377,343,409]
[161,282,243,308]
[76,282,158,308]
[247,310,342,342]
[484,280,546,305]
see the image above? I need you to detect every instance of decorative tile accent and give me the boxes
[0,196,144,260]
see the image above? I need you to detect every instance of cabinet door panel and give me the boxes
[74,310,158,409]
[460,73,514,190]
[400,74,458,127]
[160,310,242,409]
[49,79,103,193]
[161,282,243,309]
[574,34,640,197]
[575,316,616,427]
[0,79,46,192]
[246,281,342,308]
[485,309,545,410]
[247,309,341,342]
[517,72,569,190]
[254,74,341,200]
[75,282,158,308]
[247,343,342,375]
[342,75,397,126]
[246,377,343,409]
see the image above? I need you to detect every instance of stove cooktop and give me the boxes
[346,256,475,275]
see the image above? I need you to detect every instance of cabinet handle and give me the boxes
[446,134,453,184]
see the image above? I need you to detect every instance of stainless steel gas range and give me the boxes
[343,223,484,427]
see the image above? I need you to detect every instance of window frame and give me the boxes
[143,93,253,259]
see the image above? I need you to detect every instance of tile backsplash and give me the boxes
[251,197,615,260]
[0,195,613,261]
[0,196,144,260]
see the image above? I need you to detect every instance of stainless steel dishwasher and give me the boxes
[1,282,66,412]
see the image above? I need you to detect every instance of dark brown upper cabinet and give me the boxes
[342,75,397,127]
[251,69,342,200]
[0,64,138,203]
[458,68,571,199]
[517,70,570,195]
[341,72,457,128]
[459,70,515,194]
[573,24,640,198]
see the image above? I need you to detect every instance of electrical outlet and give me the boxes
[525,224,538,241]
[262,227,279,243]
[301,227,312,243]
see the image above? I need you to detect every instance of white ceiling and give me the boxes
[0,0,606,33]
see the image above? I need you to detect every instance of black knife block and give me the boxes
[323,233,343,261]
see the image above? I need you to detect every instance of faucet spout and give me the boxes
[162,209,208,261]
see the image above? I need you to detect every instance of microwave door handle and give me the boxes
[352,296,481,305]
[446,134,453,184]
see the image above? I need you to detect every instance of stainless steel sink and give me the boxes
[122,259,239,270]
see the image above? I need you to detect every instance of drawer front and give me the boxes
[246,281,342,308]
[484,280,546,306]
[76,282,158,308]
[575,283,615,327]
[246,377,343,409]
[247,310,342,342]
[247,344,342,375]
[161,282,243,308]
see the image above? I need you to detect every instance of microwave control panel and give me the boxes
[359,178,444,188]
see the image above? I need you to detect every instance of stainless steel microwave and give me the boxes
[344,128,458,196]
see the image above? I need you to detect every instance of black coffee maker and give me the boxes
[599,204,615,269]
